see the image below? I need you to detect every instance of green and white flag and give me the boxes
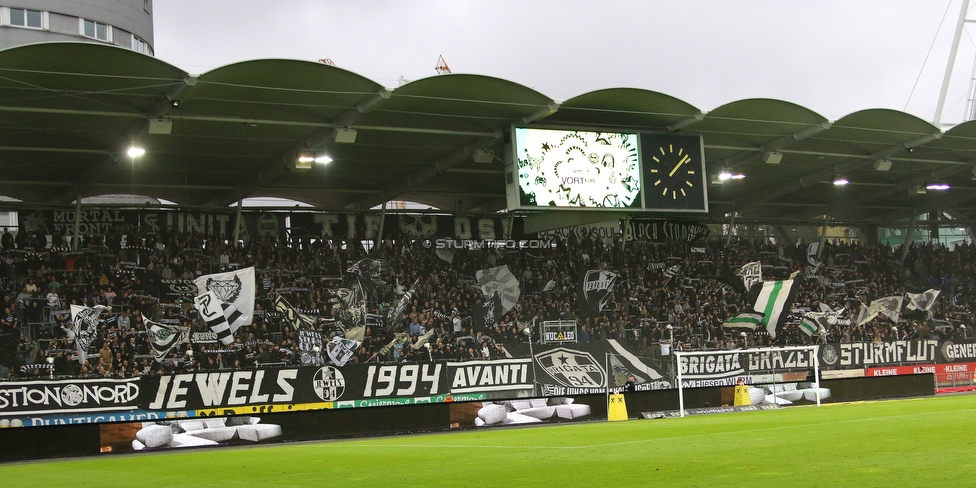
[799,316,821,336]
[722,311,764,333]
[749,279,797,339]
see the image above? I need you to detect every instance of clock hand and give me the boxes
[668,154,690,177]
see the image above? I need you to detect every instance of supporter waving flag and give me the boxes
[903,288,941,320]
[871,295,903,323]
[346,255,394,302]
[325,336,360,367]
[194,291,246,346]
[748,279,797,339]
[722,311,764,334]
[736,261,763,292]
[798,315,824,337]
[385,278,419,330]
[577,269,619,316]
[194,266,255,328]
[70,304,106,365]
[471,291,504,331]
[328,276,368,330]
[476,265,520,314]
[144,314,189,361]
[274,293,316,331]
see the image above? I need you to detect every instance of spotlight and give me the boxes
[832,177,849,186]
[126,146,145,157]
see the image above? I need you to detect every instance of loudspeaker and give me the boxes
[473,149,494,164]
[334,128,357,143]
[148,117,172,134]
[762,151,782,164]
[873,159,892,171]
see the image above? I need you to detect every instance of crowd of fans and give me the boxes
[0,222,974,381]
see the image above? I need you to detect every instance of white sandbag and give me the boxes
[748,387,766,405]
[176,419,205,433]
[509,400,532,411]
[501,413,543,425]
[202,418,227,429]
[774,390,804,402]
[528,399,549,408]
[801,388,831,402]
[555,404,591,419]
[237,423,282,442]
[131,439,146,451]
[169,433,219,447]
[185,426,238,442]
[136,424,174,448]
[516,406,556,420]
[478,404,507,425]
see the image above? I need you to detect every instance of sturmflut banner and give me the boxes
[817,340,940,370]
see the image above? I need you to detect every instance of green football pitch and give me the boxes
[2,394,974,487]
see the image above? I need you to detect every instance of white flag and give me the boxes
[871,295,903,323]
[145,315,190,362]
[326,336,361,367]
[737,262,762,291]
[194,266,255,327]
[195,291,246,345]
[905,289,940,312]
[70,304,106,365]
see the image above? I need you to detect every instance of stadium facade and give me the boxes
[0,0,153,55]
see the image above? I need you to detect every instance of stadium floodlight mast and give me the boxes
[673,344,821,418]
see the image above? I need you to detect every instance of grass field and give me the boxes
[2,394,974,487]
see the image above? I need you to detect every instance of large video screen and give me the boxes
[512,127,642,209]
[508,127,707,212]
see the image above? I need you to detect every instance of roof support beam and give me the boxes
[871,186,976,223]
[795,163,975,221]
[345,136,502,211]
[45,75,200,206]
[203,89,392,208]
[713,120,832,170]
[667,111,706,132]
[729,131,943,215]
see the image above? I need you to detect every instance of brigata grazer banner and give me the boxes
[678,348,819,388]
[0,377,140,417]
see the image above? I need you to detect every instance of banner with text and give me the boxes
[0,377,141,417]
